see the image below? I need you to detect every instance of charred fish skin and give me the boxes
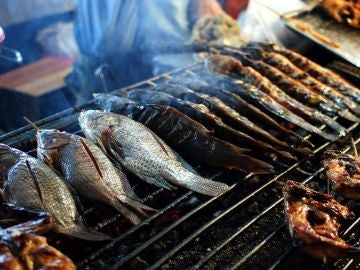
[322,151,360,201]
[37,129,154,225]
[168,76,306,142]
[211,51,347,136]
[95,93,296,161]
[283,180,359,260]
[155,83,293,150]
[206,55,338,141]
[0,144,109,241]
[79,110,232,196]
[274,47,360,104]
[249,42,360,113]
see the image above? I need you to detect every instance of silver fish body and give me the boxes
[0,144,108,241]
[78,110,230,196]
[37,129,154,225]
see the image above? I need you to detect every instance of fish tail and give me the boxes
[57,225,110,241]
[171,171,230,197]
[206,138,274,174]
[119,195,156,216]
[113,200,149,225]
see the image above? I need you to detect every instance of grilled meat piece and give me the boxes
[283,180,359,260]
[207,55,337,141]
[323,150,360,201]
[0,144,109,241]
[217,49,347,135]
[79,110,232,196]
[95,92,294,161]
[322,0,360,29]
[243,46,360,122]
[0,204,76,270]
[37,129,154,225]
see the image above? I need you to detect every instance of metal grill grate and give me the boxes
[0,61,359,270]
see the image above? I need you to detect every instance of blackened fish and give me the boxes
[207,54,338,141]
[93,99,274,173]
[95,92,295,160]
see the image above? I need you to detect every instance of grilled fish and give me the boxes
[79,110,232,196]
[0,144,109,241]
[283,180,359,260]
[249,42,360,113]
[154,83,294,150]
[37,129,154,225]
[90,100,274,174]
[95,92,294,160]
[207,54,338,141]
[322,151,360,201]
[243,46,360,122]
[168,75,310,146]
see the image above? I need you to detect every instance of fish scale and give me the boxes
[79,110,231,197]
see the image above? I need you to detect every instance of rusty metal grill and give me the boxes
[0,58,359,270]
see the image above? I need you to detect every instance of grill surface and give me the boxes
[0,58,359,270]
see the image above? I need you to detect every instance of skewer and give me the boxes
[23,116,40,131]
[351,137,358,156]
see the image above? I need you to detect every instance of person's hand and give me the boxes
[197,0,223,16]
[0,26,5,44]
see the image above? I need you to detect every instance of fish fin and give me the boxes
[166,171,230,197]
[112,202,144,225]
[114,170,141,201]
[79,138,103,179]
[140,174,175,190]
[118,195,156,215]
[102,128,125,162]
[57,225,110,241]
[148,129,170,157]
[25,159,44,205]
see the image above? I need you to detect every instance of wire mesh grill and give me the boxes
[0,61,359,270]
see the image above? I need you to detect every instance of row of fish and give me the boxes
[0,109,235,240]
[91,43,360,179]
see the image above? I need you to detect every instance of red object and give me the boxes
[0,26,5,44]
[224,0,250,19]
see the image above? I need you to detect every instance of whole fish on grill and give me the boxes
[322,151,360,201]
[218,49,348,135]
[283,180,359,260]
[95,92,294,161]
[168,75,311,146]
[0,204,76,270]
[37,129,154,225]
[207,54,338,141]
[0,144,109,241]
[87,100,274,174]
[211,51,347,136]
[242,46,360,122]
[79,110,232,196]
[249,42,360,108]
[154,83,296,151]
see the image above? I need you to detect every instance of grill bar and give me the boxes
[135,121,358,269]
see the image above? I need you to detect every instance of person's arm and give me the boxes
[197,0,223,16]
[0,26,5,44]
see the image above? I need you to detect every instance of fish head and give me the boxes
[79,110,120,147]
[93,93,135,112]
[36,129,71,166]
